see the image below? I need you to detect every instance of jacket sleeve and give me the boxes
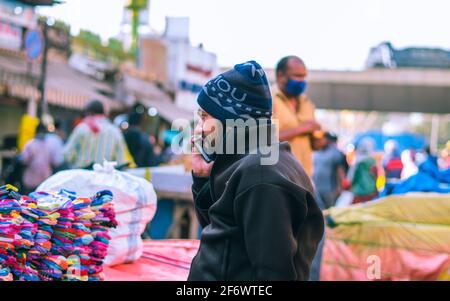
[234,183,308,280]
[191,173,213,228]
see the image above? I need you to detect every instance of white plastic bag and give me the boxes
[37,161,157,266]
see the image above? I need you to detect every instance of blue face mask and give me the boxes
[285,79,307,97]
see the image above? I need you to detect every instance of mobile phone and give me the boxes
[193,138,214,163]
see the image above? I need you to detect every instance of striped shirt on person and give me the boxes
[64,116,127,168]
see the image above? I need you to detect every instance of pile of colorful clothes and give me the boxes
[0,185,117,281]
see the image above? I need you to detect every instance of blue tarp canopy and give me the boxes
[353,130,427,152]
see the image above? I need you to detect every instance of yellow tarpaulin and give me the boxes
[322,193,450,280]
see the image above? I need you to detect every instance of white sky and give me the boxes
[37,0,450,70]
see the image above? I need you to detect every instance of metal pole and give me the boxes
[430,114,440,154]
[38,21,49,118]
[131,7,139,56]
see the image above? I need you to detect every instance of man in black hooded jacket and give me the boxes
[188,61,324,281]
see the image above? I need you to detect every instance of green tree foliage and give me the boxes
[72,30,134,64]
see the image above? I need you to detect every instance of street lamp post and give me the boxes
[37,19,49,118]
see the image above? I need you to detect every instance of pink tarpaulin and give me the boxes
[103,237,450,281]
[103,239,200,281]
[321,237,450,281]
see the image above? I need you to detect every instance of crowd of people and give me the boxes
[9,55,448,205]
[313,134,449,209]
[11,100,177,193]
[2,55,448,281]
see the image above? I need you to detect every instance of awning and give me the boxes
[45,57,123,112]
[123,73,194,122]
[140,97,194,122]
[0,49,124,112]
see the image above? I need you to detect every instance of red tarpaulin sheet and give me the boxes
[321,237,450,280]
[103,239,200,281]
[103,238,450,281]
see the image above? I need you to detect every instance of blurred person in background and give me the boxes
[64,100,128,168]
[347,138,379,204]
[45,120,66,172]
[124,111,158,167]
[382,145,450,196]
[1,135,25,188]
[20,123,58,194]
[272,56,321,177]
[309,132,347,281]
[440,141,450,169]
[401,149,418,180]
[424,144,439,167]
[51,120,67,141]
[382,139,403,182]
[158,130,181,165]
[312,132,348,209]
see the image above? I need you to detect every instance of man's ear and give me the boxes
[277,72,287,85]
[276,71,282,81]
